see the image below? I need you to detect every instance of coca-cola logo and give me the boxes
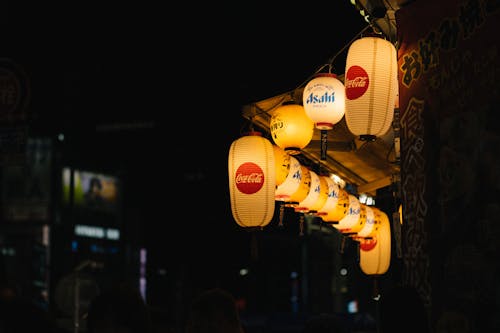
[235,162,265,194]
[345,65,369,100]
[359,237,377,251]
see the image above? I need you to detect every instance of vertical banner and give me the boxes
[396,0,500,330]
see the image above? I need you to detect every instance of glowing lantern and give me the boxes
[302,73,346,160]
[308,174,329,214]
[334,194,362,234]
[273,144,290,186]
[287,165,311,207]
[399,204,403,224]
[344,34,398,141]
[228,132,275,228]
[294,169,320,214]
[355,205,380,239]
[359,209,391,275]
[270,101,314,155]
[320,186,349,223]
[275,156,302,202]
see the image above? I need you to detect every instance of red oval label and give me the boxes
[345,65,369,100]
[235,162,265,194]
[359,237,377,251]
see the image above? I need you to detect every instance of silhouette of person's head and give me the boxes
[185,288,244,333]
[86,283,152,333]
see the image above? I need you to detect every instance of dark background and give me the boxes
[1,1,383,329]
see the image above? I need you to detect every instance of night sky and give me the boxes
[4,0,370,307]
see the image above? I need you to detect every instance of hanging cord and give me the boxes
[299,214,305,236]
[248,23,374,120]
[294,23,373,91]
[278,203,285,227]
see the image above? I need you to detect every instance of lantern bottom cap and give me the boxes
[284,147,302,155]
[359,135,376,142]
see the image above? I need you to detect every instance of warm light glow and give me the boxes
[308,174,329,214]
[356,205,379,239]
[302,73,345,130]
[287,165,311,206]
[275,155,302,202]
[273,144,291,186]
[294,169,320,214]
[270,101,314,154]
[320,186,349,223]
[334,194,363,233]
[359,208,391,275]
[344,35,398,140]
[228,132,276,228]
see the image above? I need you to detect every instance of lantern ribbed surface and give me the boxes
[356,205,378,238]
[273,145,291,186]
[316,177,340,218]
[309,175,329,214]
[288,165,311,206]
[228,133,276,228]
[359,209,391,275]
[303,73,346,130]
[270,102,314,154]
[294,169,320,213]
[275,156,302,202]
[334,194,362,233]
[344,36,398,139]
[321,186,349,223]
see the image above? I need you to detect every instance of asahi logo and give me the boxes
[345,65,369,100]
[304,91,336,107]
[235,162,265,194]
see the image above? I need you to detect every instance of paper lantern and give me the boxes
[359,209,391,275]
[344,34,398,141]
[333,194,362,234]
[294,169,320,214]
[287,165,311,207]
[228,132,276,228]
[302,73,346,160]
[270,101,314,155]
[320,186,349,223]
[308,174,329,214]
[273,144,290,186]
[355,205,380,239]
[275,156,302,202]
[303,73,345,130]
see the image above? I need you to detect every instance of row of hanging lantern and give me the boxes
[228,30,397,276]
[228,133,391,275]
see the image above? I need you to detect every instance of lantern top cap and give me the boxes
[243,131,262,137]
[315,73,337,78]
[361,31,385,38]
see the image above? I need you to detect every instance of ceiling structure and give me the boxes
[240,0,413,196]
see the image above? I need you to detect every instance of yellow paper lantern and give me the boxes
[275,155,302,202]
[228,132,276,228]
[273,144,290,186]
[294,169,320,214]
[320,186,349,223]
[359,209,391,275]
[344,34,398,141]
[308,174,329,214]
[333,194,362,234]
[303,73,345,130]
[270,101,314,155]
[355,205,380,239]
[287,165,311,207]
